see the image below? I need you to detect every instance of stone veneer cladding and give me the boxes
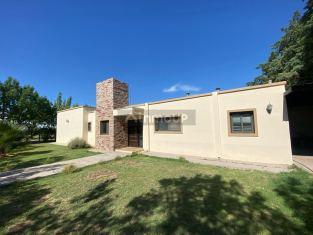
[96,78,128,151]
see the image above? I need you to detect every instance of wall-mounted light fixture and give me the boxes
[266,103,273,114]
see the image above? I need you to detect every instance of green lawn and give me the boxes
[0,143,98,172]
[0,154,312,234]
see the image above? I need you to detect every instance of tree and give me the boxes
[16,86,41,138]
[248,0,313,86]
[0,77,76,141]
[0,77,21,120]
[0,121,25,156]
[65,96,72,109]
[54,92,72,111]
[54,92,63,111]
[0,77,58,141]
[301,0,313,82]
[16,86,57,139]
[36,96,56,141]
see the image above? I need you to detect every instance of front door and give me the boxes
[128,120,143,147]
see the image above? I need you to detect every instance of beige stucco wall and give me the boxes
[217,85,292,165]
[56,107,96,146]
[143,96,217,158]
[56,107,85,145]
[143,83,293,165]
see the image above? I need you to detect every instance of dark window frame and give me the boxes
[88,122,92,132]
[227,109,258,137]
[154,116,182,133]
[100,120,109,135]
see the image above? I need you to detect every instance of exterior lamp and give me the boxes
[266,103,273,114]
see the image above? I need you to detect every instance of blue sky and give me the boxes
[0,0,305,106]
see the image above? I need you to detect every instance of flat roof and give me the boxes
[121,81,287,108]
[57,105,96,113]
[58,81,287,112]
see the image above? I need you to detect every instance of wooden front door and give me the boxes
[128,120,143,147]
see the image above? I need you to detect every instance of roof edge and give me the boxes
[219,81,287,95]
[144,81,287,106]
[57,105,96,113]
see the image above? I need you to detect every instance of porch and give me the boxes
[293,155,313,174]
[114,106,144,149]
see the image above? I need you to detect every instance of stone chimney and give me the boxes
[95,78,129,151]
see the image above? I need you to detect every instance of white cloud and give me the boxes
[163,83,201,93]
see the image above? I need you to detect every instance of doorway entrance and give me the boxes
[286,83,313,156]
[128,119,143,148]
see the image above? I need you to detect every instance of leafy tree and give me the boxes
[54,92,72,111]
[248,0,313,86]
[0,77,21,120]
[302,0,313,82]
[37,96,56,128]
[36,96,56,141]
[54,92,63,111]
[0,77,57,141]
[0,121,25,156]
[0,77,76,141]
[65,96,72,109]
[16,86,41,138]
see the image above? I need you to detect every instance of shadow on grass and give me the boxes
[16,155,65,169]
[118,174,301,234]
[17,150,52,157]
[2,174,313,234]
[275,175,313,233]
[0,181,51,230]
[2,179,116,234]
[11,144,40,154]
[0,154,66,172]
[62,179,117,233]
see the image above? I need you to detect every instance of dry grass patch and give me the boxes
[63,164,77,174]
[87,169,118,181]
[8,220,34,234]
[114,159,143,167]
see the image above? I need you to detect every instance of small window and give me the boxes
[228,110,257,136]
[155,116,182,133]
[88,122,92,132]
[100,120,109,135]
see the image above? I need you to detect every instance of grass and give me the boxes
[0,154,312,234]
[0,143,98,172]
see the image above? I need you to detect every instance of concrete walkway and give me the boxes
[144,151,291,173]
[293,155,313,174]
[0,151,128,186]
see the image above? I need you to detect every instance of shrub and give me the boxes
[114,156,122,161]
[178,156,188,162]
[130,152,137,157]
[67,137,90,149]
[63,164,77,174]
[0,121,25,156]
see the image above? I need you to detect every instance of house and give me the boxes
[56,77,293,165]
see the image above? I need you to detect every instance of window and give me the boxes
[88,122,92,132]
[100,120,109,135]
[155,116,182,133]
[228,109,257,136]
